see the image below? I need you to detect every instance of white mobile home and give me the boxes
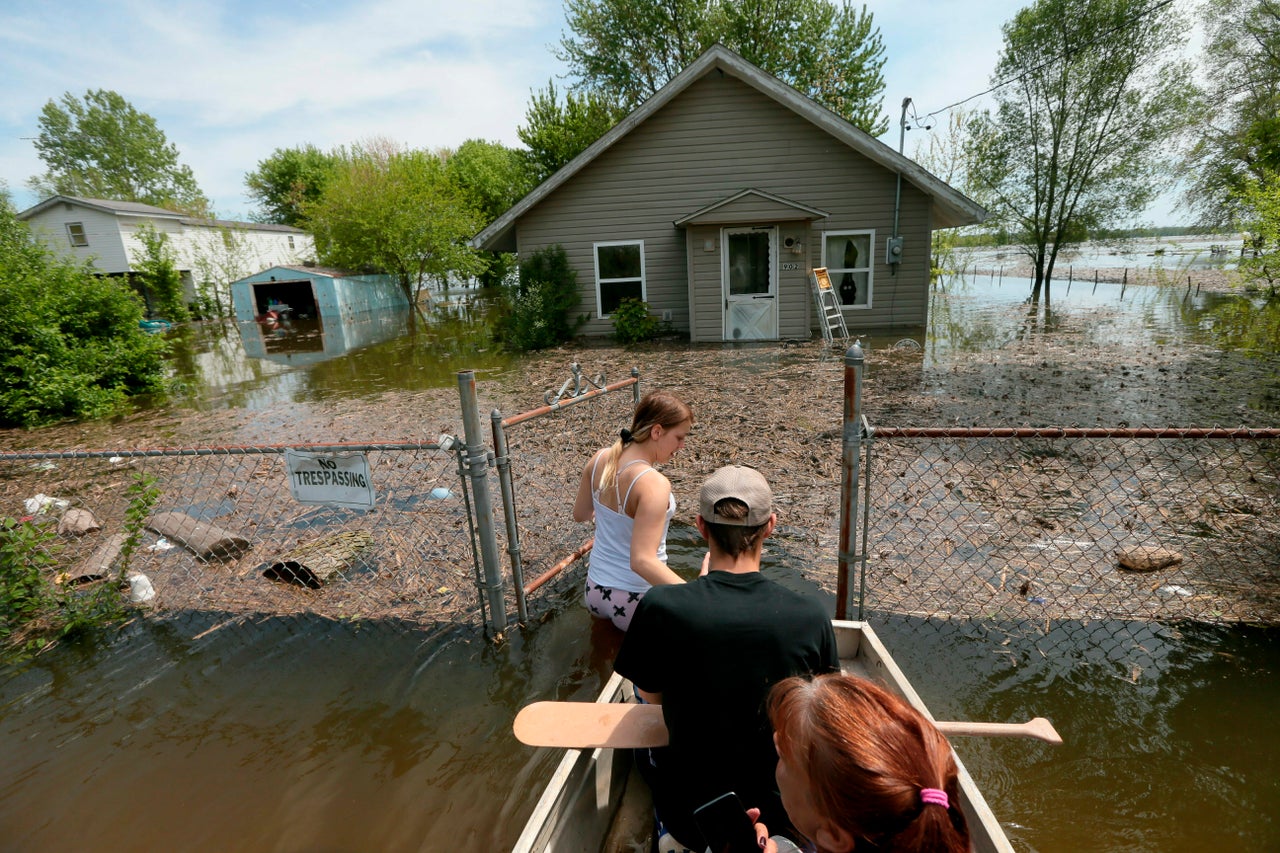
[18,196,315,312]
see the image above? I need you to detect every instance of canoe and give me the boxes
[512,619,1016,853]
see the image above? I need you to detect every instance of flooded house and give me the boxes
[472,44,987,342]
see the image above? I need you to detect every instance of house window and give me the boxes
[594,240,645,317]
[66,222,88,247]
[288,235,295,249]
[822,230,874,308]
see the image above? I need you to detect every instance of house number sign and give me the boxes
[780,262,800,271]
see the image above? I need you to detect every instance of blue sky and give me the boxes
[0,0,1191,223]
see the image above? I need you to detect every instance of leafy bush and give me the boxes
[0,201,169,426]
[611,297,661,344]
[495,244,585,351]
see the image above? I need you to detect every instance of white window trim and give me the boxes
[821,229,875,310]
[66,222,88,247]
[593,239,646,319]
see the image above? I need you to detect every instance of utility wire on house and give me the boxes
[914,0,1176,128]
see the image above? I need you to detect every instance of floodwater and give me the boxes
[4,264,1279,851]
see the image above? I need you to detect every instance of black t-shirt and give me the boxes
[614,570,839,847]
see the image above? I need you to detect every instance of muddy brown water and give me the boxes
[3,274,1279,851]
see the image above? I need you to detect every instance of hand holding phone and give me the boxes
[693,791,760,853]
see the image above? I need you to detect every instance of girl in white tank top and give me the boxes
[572,392,693,630]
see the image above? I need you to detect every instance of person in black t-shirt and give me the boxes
[613,465,839,852]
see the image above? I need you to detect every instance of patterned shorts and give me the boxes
[584,578,645,631]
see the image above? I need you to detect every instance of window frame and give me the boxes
[593,239,646,319]
[820,229,875,310]
[66,222,88,247]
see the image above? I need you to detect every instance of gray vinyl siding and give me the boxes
[516,71,933,340]
[24,206,131,272]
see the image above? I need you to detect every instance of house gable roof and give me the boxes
[473,44,985,251]
[17,195,309,234]
[673,188,829,227]
[17,195,185,221]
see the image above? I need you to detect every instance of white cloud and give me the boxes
[1,0,1195,222]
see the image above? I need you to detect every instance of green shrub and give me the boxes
[0,201,169,427]
[611,297,661,344]
[495,244,585,351]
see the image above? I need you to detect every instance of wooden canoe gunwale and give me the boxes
[512,620,1014,853]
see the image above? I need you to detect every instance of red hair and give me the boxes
[768,674,970,852]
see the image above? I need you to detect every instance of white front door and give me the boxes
[722,226,778,341]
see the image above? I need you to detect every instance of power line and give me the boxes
[916,0,1176,127]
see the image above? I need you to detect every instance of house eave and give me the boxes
[471,44,987,252]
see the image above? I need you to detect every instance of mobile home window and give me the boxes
[66,222,88,247]
[594,241,645,317]
[821,230,874,308]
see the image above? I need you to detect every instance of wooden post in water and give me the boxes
[1123,268,1128,284]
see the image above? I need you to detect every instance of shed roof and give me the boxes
[473,44,986,252]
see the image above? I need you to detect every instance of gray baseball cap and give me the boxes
[698,465,773,526]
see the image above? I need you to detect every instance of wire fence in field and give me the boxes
[1,441,480,626]
[848,427,1280,627]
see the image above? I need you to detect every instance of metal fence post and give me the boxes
[837,341,865,621]
[491,408,528,623]
[631,366,641,404]
[457,370,507,633]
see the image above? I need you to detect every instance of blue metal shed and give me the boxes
[230,265,408,325]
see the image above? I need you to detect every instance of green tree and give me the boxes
[964,0,1196,300]
[133,223,190,322]
[305,139,486,311]
[28,89,209,214]
[244,144,341,227]
[444,139,535,288]
[1235,169,1280,296]
[556,0,887,133]
[0,197,168,427]
[444,139,535,225]
[1183,0,1280,227]
[518,81,629,182]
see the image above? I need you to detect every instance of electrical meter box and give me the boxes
[885,236,904,265]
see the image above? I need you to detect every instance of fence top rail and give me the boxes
[868,426,1280,440]
[0,441,448,461]
[498,374,639,428]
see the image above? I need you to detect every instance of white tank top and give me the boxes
[588,456,676,592]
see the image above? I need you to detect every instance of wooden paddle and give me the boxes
[513,701,1063,749]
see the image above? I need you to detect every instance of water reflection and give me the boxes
[160,288,511,411]
[966,235,1244,274]
[924,273,1280,360]
[870,615,1280,853]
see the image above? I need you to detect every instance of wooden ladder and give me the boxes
[810,267,849,345]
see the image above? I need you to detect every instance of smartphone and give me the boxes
[693,791,759,853]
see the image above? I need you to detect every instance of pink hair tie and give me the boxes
[920,788,949,809]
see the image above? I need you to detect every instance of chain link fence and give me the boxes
[489,365,641,622]
[1,441,481,626]
[851,427,1280,627]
